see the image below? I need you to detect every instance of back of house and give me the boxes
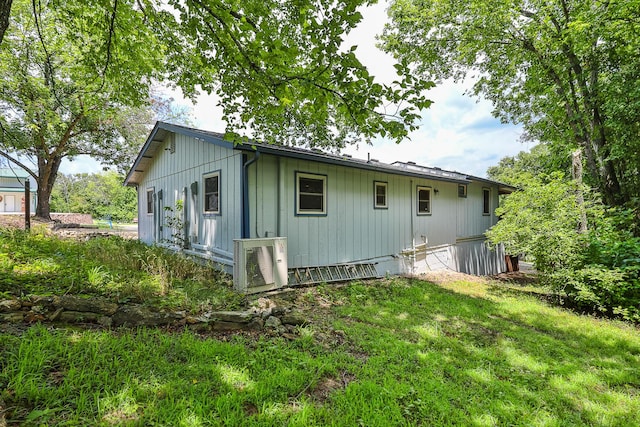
[125,122,514,289]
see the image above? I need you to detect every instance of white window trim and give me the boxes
[296,172,327,215]
[417,186,432,215]
[458,184,467,198]
[203,171,221,215]
[146,188,154,215]
[374,181,388,209]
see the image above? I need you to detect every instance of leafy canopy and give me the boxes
[382,0,640,206]
[2,0,433,218]
[158,0,433,149]
[51,171,137,223]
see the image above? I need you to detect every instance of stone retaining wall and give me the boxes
[51,213,94,224]
[0,295,306,333]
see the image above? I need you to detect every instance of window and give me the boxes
[374,181,388,209]
[458,184,467,198]
[203,171,220,214]
[417,186,432,215]
[483,188,491,215]
[296,172,326,215]
[146,188,154,214]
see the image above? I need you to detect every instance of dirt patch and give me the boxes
[306,371,356,404]
[419,267,538,287]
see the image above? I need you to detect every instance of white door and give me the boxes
[5,195,15,212]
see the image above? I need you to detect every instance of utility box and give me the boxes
[233,237,288,294]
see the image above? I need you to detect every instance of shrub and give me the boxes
[487,175,640,322]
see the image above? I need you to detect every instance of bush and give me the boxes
[487,174,640,322]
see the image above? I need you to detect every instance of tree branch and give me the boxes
[0,148,38,181]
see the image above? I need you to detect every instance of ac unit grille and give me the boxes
[233,238,287,294]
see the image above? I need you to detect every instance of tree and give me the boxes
[154,0,431,149]
[0,0,164,218]
[487,144,569,186]
[0,0,11,44]
[1,0,430,220]
[382,0,640,206]
[51,171,138,222]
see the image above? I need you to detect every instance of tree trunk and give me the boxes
[36,154,63,220]
[0,0,12,45]
[572,149,588,233]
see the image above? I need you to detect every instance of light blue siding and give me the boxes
[132,127,506,275]
[247,154,502,269]
[136,133,242,259]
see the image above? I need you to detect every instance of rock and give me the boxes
[246,317,264,331]
[271,306,287,316]
[58,311,101,323]
[112,305,184,327]
[280,312,307,326]
[211,321,246,331]
[0,299,21,312]
[0,312,24,322]
[264,316,283,329]
[98,316,113,327]
[28,295,54,306]
[260,307,273,319]
[48,307,64,321]
[53,295,118,315]
[209,311,253,323]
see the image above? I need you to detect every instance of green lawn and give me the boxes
[2,276,639,426]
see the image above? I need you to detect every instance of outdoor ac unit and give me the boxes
[233,237,287,294]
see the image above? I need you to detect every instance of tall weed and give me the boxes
[0,228,235,311]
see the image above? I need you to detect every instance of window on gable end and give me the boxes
[483,188,491,215]
[146,188,154,214]
[203,171,220,214]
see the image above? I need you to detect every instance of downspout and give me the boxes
[277,156,284,236]
[242,151,261,239]
[410,179,415,273]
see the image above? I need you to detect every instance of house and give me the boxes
[125,122,514,290]
[0,167,37,214]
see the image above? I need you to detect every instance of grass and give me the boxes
[0,226,242,311]
[1,274,639,425]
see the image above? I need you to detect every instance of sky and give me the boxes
[60,1,533,178]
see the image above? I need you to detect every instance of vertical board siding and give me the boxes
[137,133,504,272]
[136,133,242,255]
[250,154,484,268]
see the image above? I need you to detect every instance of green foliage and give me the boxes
[163,199,186,248]
[161,0,433,150]
[383,0,640,206]
[2,278,639,425]
[0,0,163,217]
[0,228,238,311]
[486,171,640,321]
[50,171,137,222]
[487,144,569,187]
[2,0,432,219]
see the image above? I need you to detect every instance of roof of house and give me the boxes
[125,121,515,193]
[0,167,30,179]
